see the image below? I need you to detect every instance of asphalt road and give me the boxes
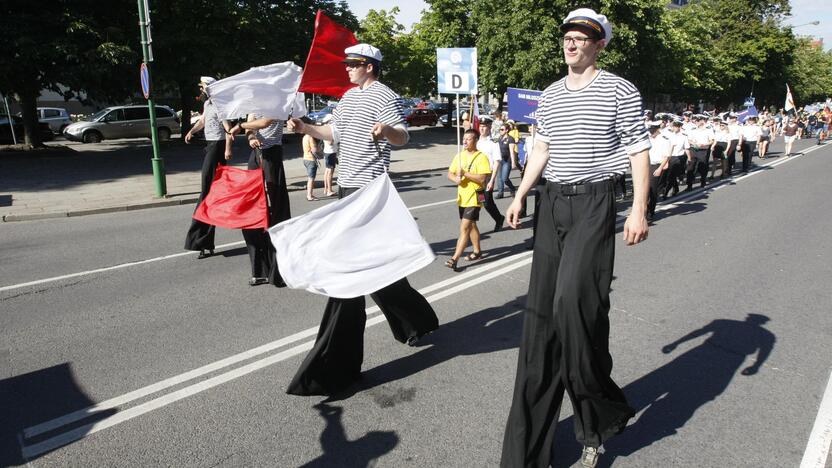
[1,137,831,467]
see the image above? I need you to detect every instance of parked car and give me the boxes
[36,107,72,133]
[307,104,337,125]
[0,115,54,144]
[404,108,439,127]
[63,105,179,143]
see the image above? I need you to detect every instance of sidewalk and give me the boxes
[0,127,460,222]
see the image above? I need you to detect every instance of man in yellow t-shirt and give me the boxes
[446,129,492,271]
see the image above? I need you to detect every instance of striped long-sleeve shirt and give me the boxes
[535,70,651,183]
[331,81,406,188]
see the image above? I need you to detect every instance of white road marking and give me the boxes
[22,249,534,439]
[800,369,832,468]
[20,252,535,457]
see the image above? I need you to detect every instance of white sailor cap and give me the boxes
[343,44,383,64]
[199,76,217,85]
[647,120,663,128]
[561,8,613,44]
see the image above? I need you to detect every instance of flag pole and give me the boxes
[456,93,461,156]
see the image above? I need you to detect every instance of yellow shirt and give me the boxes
[449,150,492,207]
[508,128,520,152]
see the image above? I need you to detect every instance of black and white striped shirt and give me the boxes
[252,114,283,149]
[536,70,650,183]
[331,81,406,188]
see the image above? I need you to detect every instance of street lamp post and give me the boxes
[137,0,167,198]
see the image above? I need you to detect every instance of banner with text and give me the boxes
[437,48,477,95]
[507,87,543,125]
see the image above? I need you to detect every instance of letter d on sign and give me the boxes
[444,72,470,93]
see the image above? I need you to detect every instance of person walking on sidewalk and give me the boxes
[237,113,291,287]
[184,76,233,258]
[284,43,439,396]
[302,127,320,201]
[496,123,518,198]
[321,114,339,197]
[499,9,650,468]
[445,128,492,271]
[476,118,505,231]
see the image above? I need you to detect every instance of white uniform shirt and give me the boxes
[714,129,731,143]
[648,134,672,164]
[476,138,501,171]
[668,131,690,157]
[741,124,762,141]
[682,121,697,134]
[728,123,741,141]
[688,127,714,148]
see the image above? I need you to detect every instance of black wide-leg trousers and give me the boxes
[242,146,290,285]
[740,141,757,172]
[286,186,439,396]
[686,148,709,188]
[501,179,634,468]
[184,140,227,251]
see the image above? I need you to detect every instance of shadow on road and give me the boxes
[550,313,776,467]
[298,402,398,468]
[0,362,116,466]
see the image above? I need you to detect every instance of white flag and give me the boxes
[207,62,307,120]
[268,174,435,299]
[785,84,796,112]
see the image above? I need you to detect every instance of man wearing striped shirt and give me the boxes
[285,43,438,396]
[500,9,650,468]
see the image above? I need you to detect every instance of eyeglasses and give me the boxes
[560,36,594,47]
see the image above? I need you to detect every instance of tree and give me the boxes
[0,0,136,147]
[786,38,832,106]
[356,8,434,97]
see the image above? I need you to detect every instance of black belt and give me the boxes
[548,178,614,196]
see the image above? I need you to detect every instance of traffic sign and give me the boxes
[140,63,151,99]
[436,48,477,95]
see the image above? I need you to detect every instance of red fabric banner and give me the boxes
[298,10,359,98]
[193,165,268,230]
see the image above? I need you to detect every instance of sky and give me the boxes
[346,0,830,48]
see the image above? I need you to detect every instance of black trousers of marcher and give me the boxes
[740,141,756,172]
[184,140,227,251]
[242,145,291,285]
[686,148,709,188]
[726,140,739,174]
[483,188,503,224]
[647,163,662,219]
[501,179,634,468]
[665,156,684,195]
[286,186,440,396]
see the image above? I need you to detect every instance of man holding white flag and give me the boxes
[284,43,439,396]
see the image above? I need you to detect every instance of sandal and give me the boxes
[466,251,482,261]
[306,196,318,201]
[445,258,458,271]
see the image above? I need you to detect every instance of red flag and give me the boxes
[298,10,359,98]
[193,165,268,230]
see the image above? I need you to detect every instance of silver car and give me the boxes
[37,107,72,133]
[63,105,179,143]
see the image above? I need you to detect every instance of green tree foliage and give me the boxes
[787,38,832,105]
[0,0,136,146]
[356,8,433,97]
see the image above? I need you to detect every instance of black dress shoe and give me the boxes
[494,216,505,232]
[198,249,214,259]
[248,277,269,286]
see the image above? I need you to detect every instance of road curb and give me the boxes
[1,165,449,223]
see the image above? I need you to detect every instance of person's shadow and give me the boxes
[551,313,776,467]
[320,295,527,403]
[298,403,398,468]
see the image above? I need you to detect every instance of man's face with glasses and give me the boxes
[345,62,370,85]
[561,29,602,68]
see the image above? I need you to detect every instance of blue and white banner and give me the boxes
[736,105,758,124]
[507,87,542,124]
[436,48,477,95]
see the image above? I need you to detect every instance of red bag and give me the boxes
[193,165,268,230]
